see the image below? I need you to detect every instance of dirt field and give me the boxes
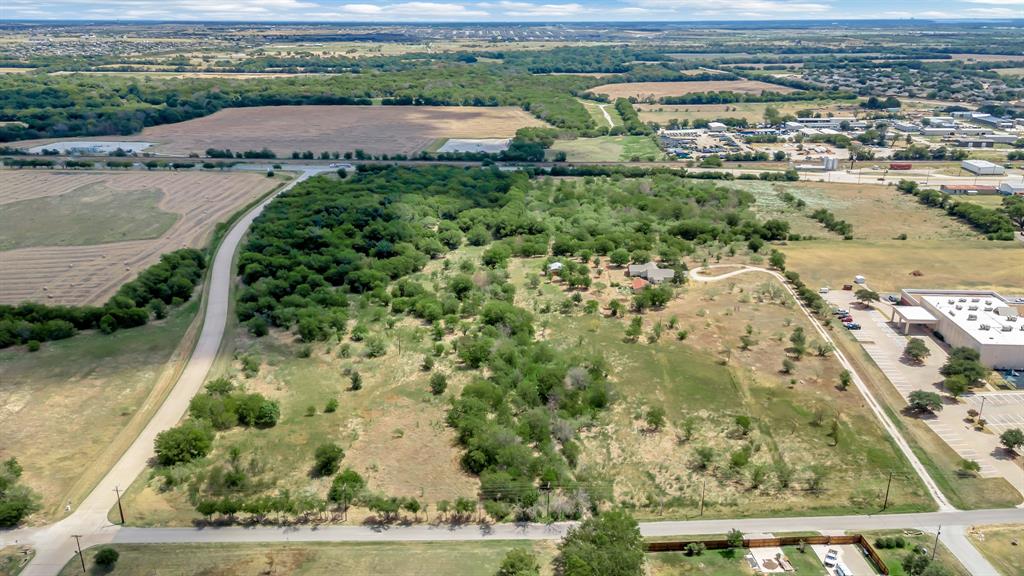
[950,53,1024,62]
[13,106,549,158]
[0,169,282,306]
[591,80,796,100]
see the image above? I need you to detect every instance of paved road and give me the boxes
[689,265,953,510]
[2,168,326,576]
[940,525,1002,576]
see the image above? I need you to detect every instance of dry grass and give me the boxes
[14,105,548,158]
[738,180,978,241]
[950,53,1024,62]
[967,525,1024,576]
[0,302,199,522]
[0,169,282,305]
[506,261,933,519]
[591,80,796,100]
[61,541,559,576]
[635,99,858,124]
[782,240,1024,295]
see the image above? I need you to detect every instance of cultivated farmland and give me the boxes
[590,80,796,100]
[0,169,282,306]
[15,105,550,158]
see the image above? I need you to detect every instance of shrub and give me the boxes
[312,442,345,477]
[430,372,448,395]
[94,547,120,567]
[26,340,40,352]
[325,398,339,413]
[154,421,215,466]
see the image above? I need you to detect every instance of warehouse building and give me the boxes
[897,289,1023,369]
[961,159,1005,175]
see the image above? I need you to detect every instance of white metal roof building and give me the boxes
[961,159,1005,175]
[901,289,1024,369]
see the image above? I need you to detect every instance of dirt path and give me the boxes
[597,104,614,128]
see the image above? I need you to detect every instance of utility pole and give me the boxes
[978,396,987,421]
[72,535,85,573]
[882,471,893,511]
[114,485,125,524]
[699,479,707,517]
[932,526,941,562]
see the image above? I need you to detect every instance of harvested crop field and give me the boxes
[0,169,282,306]
[13,105,549,157]
[590,80,796,100]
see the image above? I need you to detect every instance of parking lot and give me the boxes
[825,290,1024,494]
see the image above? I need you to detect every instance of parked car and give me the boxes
[840,316,854,323]
[843,284,854,291]
[886,295,900,303]
[824,549,839,567]
[833,309,849,316]
[844,322,862,330]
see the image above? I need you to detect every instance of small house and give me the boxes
[627,262,675,284]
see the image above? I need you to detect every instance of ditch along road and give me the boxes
[0,208,1008,575]
[2,168,326,576]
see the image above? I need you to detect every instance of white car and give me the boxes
[823,549,839,567]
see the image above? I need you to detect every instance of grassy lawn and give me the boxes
[0,301,199,522]
[578,98,622,128]
[967,525,1024,576]
[830,328,1022,510]
[550,135,665,162]
[647,549,750,575]
[783,240,1024,295]
[0,183,178,250]
[859,530,969,576]
[59,541,558,576]
[506,261,933,519]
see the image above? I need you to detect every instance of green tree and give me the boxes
[609,248,630,266]
[769,250,786,270]
[430,372,448,395]
[726,528,744,548]
[94,547,120,568]
[944,374,969,399]
[838,369,852,391]
[312,442,344,477]
[497,548,540,576]
[328,468,366,517]
[904,338,930,363]
[645,406,666,432]
[556,509,644,576]
[154,421,214,466]
[908,390,943,414]
[958,459,981,477]
[624,317,643,342]
[350,371,363,391]
[0,458,41,527]
[1000,428,1024,452]
[854,288,880,305]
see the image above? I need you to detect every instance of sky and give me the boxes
[1,0,1022,22]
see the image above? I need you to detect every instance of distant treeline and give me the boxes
[0,66,598,142]
[659,89,856,105]
[0,249,206,348]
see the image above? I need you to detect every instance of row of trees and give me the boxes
[896,180,1015,240]
[0,248,206,348]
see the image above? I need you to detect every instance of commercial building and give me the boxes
[706,121,727,133]
[940,184,998,195]
[898,289,1023,369]
[893,121,919,133]
[961,159,1005,175]
[999,181,1024,195]
[794,117,856,130]
[924,116,956,128]
[955,139,994,148]
[921,127,956,137]
[972,115,1014,129]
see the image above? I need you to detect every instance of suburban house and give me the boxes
[627,261,675,284]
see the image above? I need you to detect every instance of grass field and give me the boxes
[967,525,1024,576]
[995,67,1024,77]
[12,105,549,158]
[506,262,932,519]
[737,180,978,241]
[0,301,199,522]
[60,541,559,576]
[590,80,796,101]
[0,169,282,306]
[782,240,1024,295]
[0,182,176,250]
[550,135,665,161]
[578,98,622,128]
[636,99,857,124]
[859,530,969,576]
[0,546,32,576]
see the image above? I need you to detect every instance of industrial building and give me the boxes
[896,289,1024,370]
[955,139,994,148]
[1000,181,1024,195]
[961,159,1005,175]
[793,117,856,130]
[940,184,998,195]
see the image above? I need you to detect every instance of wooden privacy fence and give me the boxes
[646,534,889,575]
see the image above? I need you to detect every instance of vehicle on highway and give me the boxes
[844,322,862,330]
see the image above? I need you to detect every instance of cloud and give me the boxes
[629,0,832,14]
[337,1,490,18]
[960,0,1024,5]
[480,1,586,17]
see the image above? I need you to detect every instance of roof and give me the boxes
[940,185,998,191]
[631,277,650,291]
[920,293,1024,347]
[962,159,999,168]
[892,306,937,323]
